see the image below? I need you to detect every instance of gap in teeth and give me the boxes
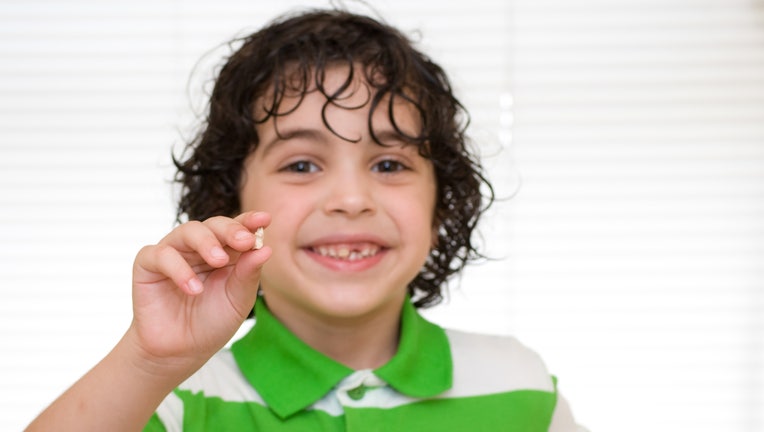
[314,244,379,261]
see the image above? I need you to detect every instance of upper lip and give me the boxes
[303,233,391,249]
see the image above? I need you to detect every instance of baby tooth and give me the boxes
[337,247,350,259]
[254,227,264,250]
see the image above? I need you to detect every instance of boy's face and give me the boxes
[240,66,437,327]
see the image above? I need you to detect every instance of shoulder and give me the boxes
[443,329,555,397]
[177,348,264,403]
[444,330,588,431]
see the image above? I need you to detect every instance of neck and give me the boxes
[264,297,404,370]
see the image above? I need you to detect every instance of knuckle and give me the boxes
[204,215,231,225]
[184,220,205,231]
[153,243,177,260]
[206,215,244,236]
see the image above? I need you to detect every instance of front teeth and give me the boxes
[315,245,379,261]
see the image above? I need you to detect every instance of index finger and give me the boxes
[234,211,271,232]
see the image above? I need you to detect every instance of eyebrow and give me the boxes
[373,128,412,144]
[258,127,327,159]
[258,125,415,158]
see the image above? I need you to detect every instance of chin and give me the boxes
[313,288,405,320]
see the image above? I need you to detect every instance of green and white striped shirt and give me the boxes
[145,298,583,431]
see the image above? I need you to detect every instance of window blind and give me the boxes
[486,1,764,431]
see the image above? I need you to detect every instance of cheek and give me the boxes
[238,164,260,212]
[243,185,314,241]
[239,170,280,213]
[387,189,436,237]
[239,187,262,213]
[243,189,291,219]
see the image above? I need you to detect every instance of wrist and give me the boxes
[117,324,204,391]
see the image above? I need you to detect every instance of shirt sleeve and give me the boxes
[549,391,589,432]
[143,391,184,432]
[142,412,168,432]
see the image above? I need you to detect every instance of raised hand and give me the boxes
[26,212,272,432]
[130,211,272,370]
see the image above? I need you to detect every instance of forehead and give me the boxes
[254,63,422,139]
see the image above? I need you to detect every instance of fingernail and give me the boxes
[234,230,252,241]
[211,246,227,259]
[188,278,203,294]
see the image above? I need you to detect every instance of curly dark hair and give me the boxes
[174,8,494,308]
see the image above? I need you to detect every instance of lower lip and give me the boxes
[304,248,387,272]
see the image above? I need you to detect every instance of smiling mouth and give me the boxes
[309,243,382,261]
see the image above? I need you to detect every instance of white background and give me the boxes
[1,0,762,431]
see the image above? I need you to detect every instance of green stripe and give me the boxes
[169,389,556,431]
[347,391,557,432]
[143,413,167,432]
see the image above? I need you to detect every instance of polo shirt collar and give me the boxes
[230,296,453,419]
[374,298,453,397]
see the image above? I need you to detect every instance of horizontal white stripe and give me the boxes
[155,391,184,432]
[445,329,556,396]
[177,350,266,405]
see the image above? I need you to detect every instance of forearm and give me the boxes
[27,214,268,431]
[26,329,192,432]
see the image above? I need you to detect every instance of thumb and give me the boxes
[226,246,272,318]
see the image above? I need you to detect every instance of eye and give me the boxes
[282,160,319,174]
[372,159,408,173]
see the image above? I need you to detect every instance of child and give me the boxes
[28,8,584,431]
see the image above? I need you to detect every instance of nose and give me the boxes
[322,168,376,218]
